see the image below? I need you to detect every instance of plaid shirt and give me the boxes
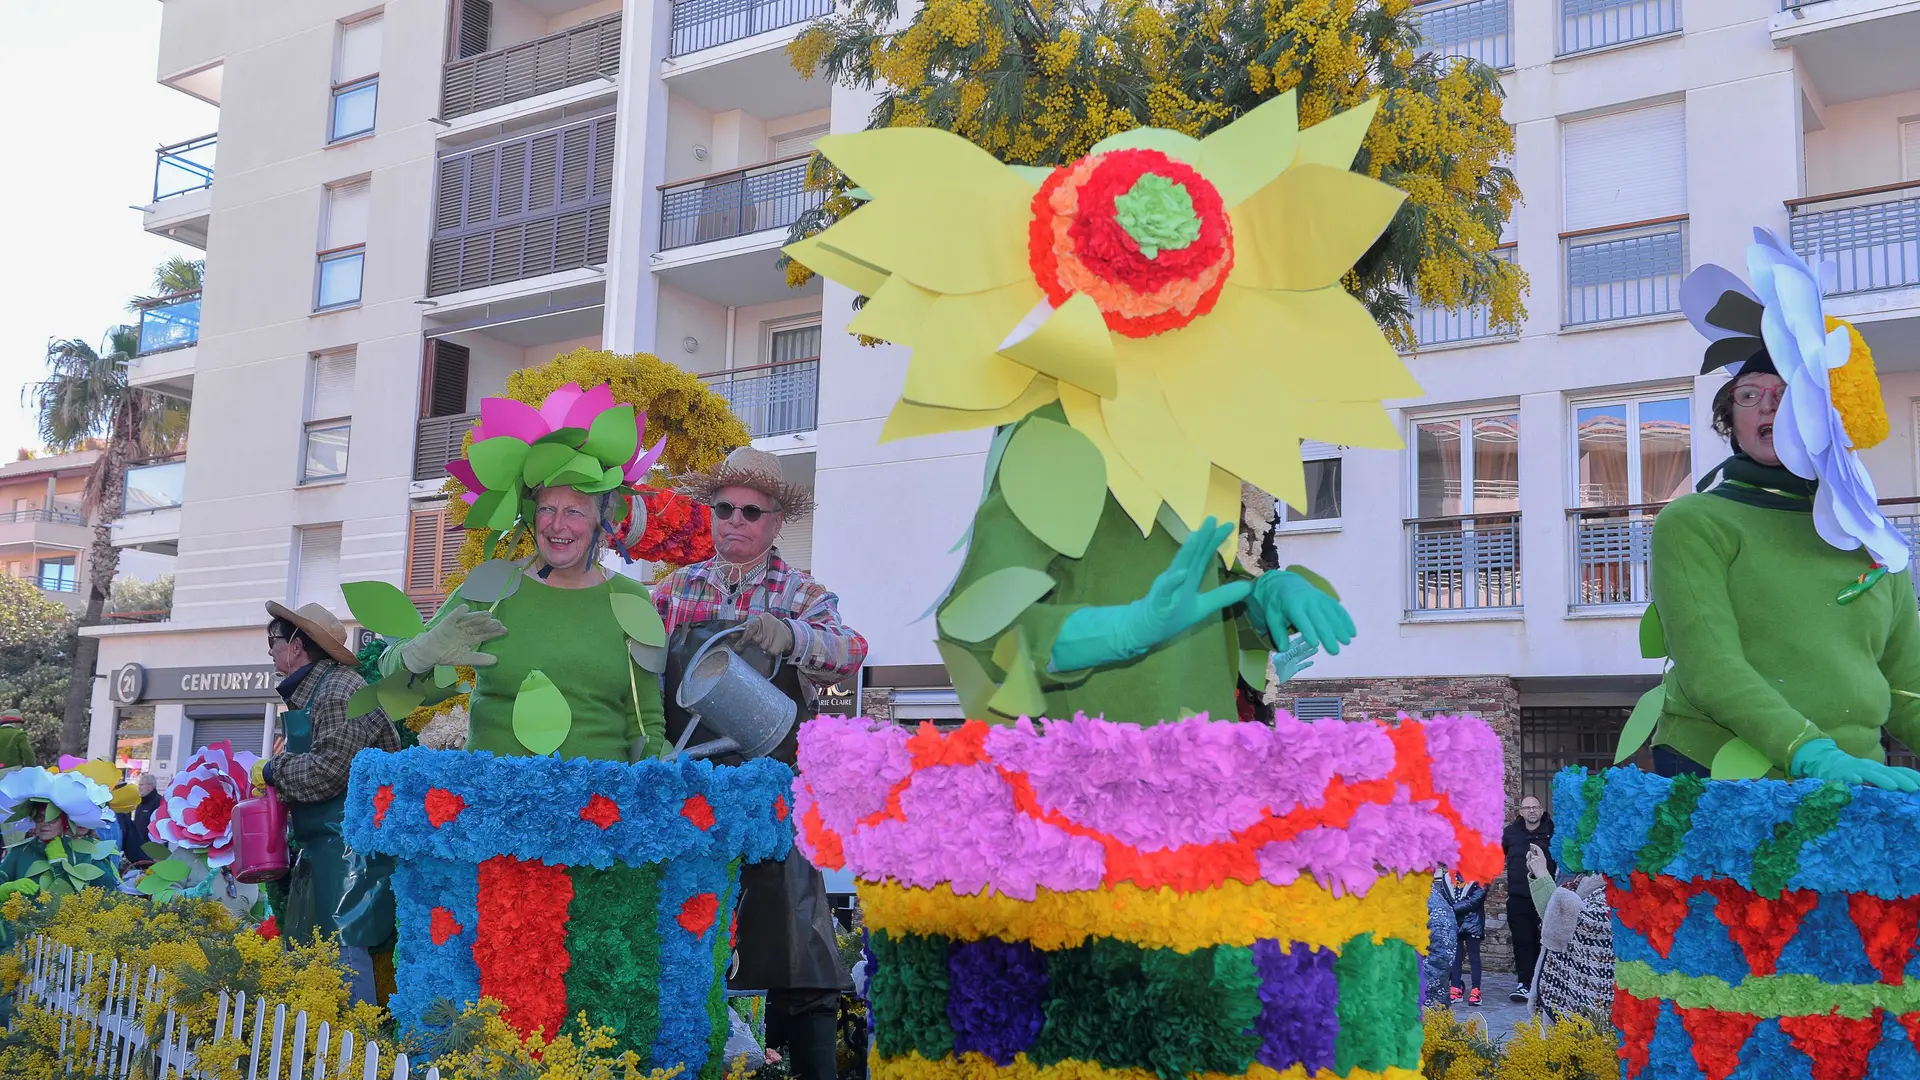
[267,659,401,805]
[653,551,868,696]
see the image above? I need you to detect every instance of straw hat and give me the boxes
[264,601,359,665]
[677,447,815,521]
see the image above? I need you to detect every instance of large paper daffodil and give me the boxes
[786,92,1419,533]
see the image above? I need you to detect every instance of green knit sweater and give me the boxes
[1650,491,1920,772]
[465,574,665,761]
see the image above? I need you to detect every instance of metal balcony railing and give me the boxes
[416,412,480,482]
[1883,502,1920,598]
[123,461,185,515]
[441,12,622,121]
[701,359,819,438]
[1569,504,1664,607]
[153,134,215,202]
[669,0,834,56]
[1414,0,1512,69]
[1787,181,1920,296]
[660,156,822,250]
[1562,216,1688,327]
[1410,247,1516,348]
[1407,513,1522,612]
[135,290,201,355]
[1559,0,1679,55]
[0,507,85,526]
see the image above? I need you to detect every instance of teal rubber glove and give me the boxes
[1273,636,1318,684]
[1246,570,1355,656]
[1789,737,1920,792]
[1050,518,1251,673]
[396,603,508,674]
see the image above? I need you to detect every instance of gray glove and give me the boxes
[397,603,507,674]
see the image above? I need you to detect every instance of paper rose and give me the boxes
[1745,227,1909,574]
[0,767,114,833]
[149,740,259,867]
[786,92,1419,531]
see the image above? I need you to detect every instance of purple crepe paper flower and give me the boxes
[1422,715,1506,840]
[1251,941,1338,1073]
[948,938,1047,1063]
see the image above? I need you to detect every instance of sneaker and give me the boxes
[1468,988,1482,1006]
[1510,984,1529,1002]
[1449,986,1463,1003]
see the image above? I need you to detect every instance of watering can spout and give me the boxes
[667,624,797,762]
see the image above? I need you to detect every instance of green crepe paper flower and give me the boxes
[1114,174,1203,260]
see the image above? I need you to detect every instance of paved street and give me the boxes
[1440,971,1535,1044]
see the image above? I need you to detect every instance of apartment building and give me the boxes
[0,452,98,613]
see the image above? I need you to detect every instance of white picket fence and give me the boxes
[11,934,441,1079]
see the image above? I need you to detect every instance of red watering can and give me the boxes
[232,785,290,884]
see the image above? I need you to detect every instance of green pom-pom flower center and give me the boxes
[1114,173,1202,260]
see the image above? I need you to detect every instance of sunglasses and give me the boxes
[267,634,290,646]
[711,501,777,523]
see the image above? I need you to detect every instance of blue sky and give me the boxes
[2,0,215,457]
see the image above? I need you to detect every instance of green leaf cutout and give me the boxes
[522,442,577,488]
[609,591,668,647]
[377,677,426,721]
[460,559,523,604]
[512,669,572,756]
[629,641,668,675]
[346,683,382,719]
[151,858,191,883]
[936,640,998,723]
[534,426,588,449]
[546,452,604,489]
[582,405,638,469]
[22,860,50,879]
[1710,738,1773,781]
[1640,604,1666,659]
[44,839,65,862]
[66,862,103,882]
[1614,685,1666,764]
[979,424,1017,507]
[67,838,97,855]
[136,876,166,896]
[937,567,1056,644]
[435,665,459,688]
[987,627,1048,719]
[1000,417,1106,559]
[341,581,426,639]
[578,465,625,495]
[141,842,170,864]
[469,437,532,492]
[1239,649,1271,691]
[1284,564,1341,602]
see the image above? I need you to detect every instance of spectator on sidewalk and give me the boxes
[1501,794,1555,1001]
[0,710,37,768]
[1526,845,1615,1021]
[1447,870,1488,1006]
[1424,868,1458,1007]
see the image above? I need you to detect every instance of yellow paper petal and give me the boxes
[849,273,939,344]
[1205,466,1242,566]
[1292,97,1382,172]
[1100,343,1212,527]
[999,293,1118,400]
[782,235,888,298]
[1089,127,1204,165]
[1295,400,1406,449]
[1059,383,1160,535]
[880,377,1061,443]
[1230,164,1407,291]
[1195,90,1300,208]
[899,282,1046,411]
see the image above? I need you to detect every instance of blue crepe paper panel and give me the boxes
[1775,891,1875,984]
[1869,1010,1920,1080]
[1726,1018,1815,1080]
[1665,890,1750,984]
[1642,1000,1706,1080]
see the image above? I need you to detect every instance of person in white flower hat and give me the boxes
[0,766,120,901]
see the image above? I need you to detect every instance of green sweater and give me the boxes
[0,725,35,768]
[465,575,666,761]
[1650,491,1920,772]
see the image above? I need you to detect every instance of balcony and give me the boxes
[1569,505,1660,608]
[0,507,91,564]
[701,359,820,439]
[1408,247,1517,350]
[440,12,621,124]
[115,460,185,554]
[135,291,200,354]
[415,412,479,483]
[1562,216,1687,328]
[1559,0,1680,55]
[1415,0,1512,69]
[1884,501,1920,597]
[1773,1,1920,104]
[1788,182,1920,298]
[670,0,833,56]
[653,157,825,306]
[1406,513,1522,614]
[144,134,215,249]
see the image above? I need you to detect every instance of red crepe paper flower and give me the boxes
[431,907,464,946]
[1608,872,1702,958]
[1708,880,1819,976]
[373,785,394,827]
[254,916,279,942]
[475,856,573,1040]
[1849,893,1920,985]
[680,795,715,831]
[1678,1007,1760,1080]
[1780,1010,1883,1080]
[580,794,621,830]
[774,796,789,822]
[1613,992,1663,1080]
[678,892,719,936]
[1900,1012,1920,1054]
[425,788,466,828]
[617,486,715,567]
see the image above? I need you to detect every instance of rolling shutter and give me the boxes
[310,352,356,421]
[296,524,344,611]
[190,715,265,758]
[776,514,812,572]
[1562,102,1687,232]
[770,125,828,160]
[325,181,372,249]
[406,507,464,616]
[336,15,383,84]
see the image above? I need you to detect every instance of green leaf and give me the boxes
[986,627,1047,720]
[346,683,383,719]
[136,875,166,896]
[378,677,427,720]
[141,842,170,863]
[1238,649,1271,691]
[582,405,638,469]
[522,442,577,488]
[979,424,1016,506]
[151,858,192,883]
[44,839,64,862]
[1614,685,1666,765]
[937,567,1056,644]
[22,860,50,879]
[47,878,72,897]
[490,491,526,531]
[512,669,573,756]
[629,642,667,675]
[469,491,508,533]
[434,664,458,688]
[65,862,103,882]
[1284,564,1341,602]
[577,465,625,495]
[534,426,587,449]
[460,559,523,604]
[1640,603,1666,659]
[469,437,533,492]
[67,838,97,855]
[545,452,604,489]
[610,591,668,647]
[1000,417,1106,559]
[1710,738,1773,781]
[342,580,425,639]
[936,640,998,723]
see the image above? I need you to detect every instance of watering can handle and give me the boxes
[684,622,787,682]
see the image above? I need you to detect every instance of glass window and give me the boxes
[316,248,365,309]
[1574,395,1691,508]
[303,422,351,482]
[1279,459,1342,524]
[330,78,379,142]
[113,707,156,779]
[37,557,77,592]
[1415,413,1519,518]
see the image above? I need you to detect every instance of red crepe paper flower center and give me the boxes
[430,907,464,946]
[619,487,716,566]
[1677,1007,1760,1080]
[774,796,789,822]
[372,785,395,827]
[678,893,719,937]
[255,916,279,941]
[190,786,237,838]
[1849,893,1920,985]
[425,788,466,829]
[580,794,621,830]
[1612,992,1662,1080]
[1707,880,1819,977]
[681,795,715,831]
[1027,148,1233,339]
[1607,872,1701,958]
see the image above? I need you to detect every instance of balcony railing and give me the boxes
[1410,247,1516,348]
[441,12,622,121]
[122,461,186,515]
[153,134,215,202]
[1569,504,1664,607]
[0,507,85,526]
[1415,0,1512,69]
[416,412,480,482]
[660,156,822,250]
[1406,513,1522,612]
[701,359,819,438]
[669,0,834,56]
[1883,501,1920,598]
[1559,0,1679,55]
[1787,181,1920,297]
[1563,216,1687,328]
[135,290,201,355]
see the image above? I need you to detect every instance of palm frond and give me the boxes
[128,257,205,310]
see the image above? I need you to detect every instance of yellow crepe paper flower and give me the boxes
[787,91,1419,534]
[1824,316,1889,451]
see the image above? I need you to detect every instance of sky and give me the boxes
[0,0,216,458]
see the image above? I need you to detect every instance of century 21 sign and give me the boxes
[111,663,279,705]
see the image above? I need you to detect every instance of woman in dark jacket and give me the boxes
[1447,870,1488,1006]
[118,774,161,869]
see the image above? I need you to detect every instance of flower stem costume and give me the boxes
[0,766,119,901]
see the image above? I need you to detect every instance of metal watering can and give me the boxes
[231,784,290,884]
[670,623,797,761]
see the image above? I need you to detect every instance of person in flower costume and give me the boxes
[1637,227,1920,789]
[0,766,120,901]
[785,91,1396,719]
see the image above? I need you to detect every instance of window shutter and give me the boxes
[1562,102,1686,232]
[296,524,344,611]
[770,125,828,160]
[1293,696,1344,720]
[1300,440,1341,461]
[1904,120,1920,182]
[777,515,813,572]
[325,181,372,248]
[406,508,452,615]
[336,15,384,84]
[153,734,174,770]
[310,352,356,421]
[770,324,822,364]
[455,0,492,59]
[190,717,265,759]
[428,341,471,417]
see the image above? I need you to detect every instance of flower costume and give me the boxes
[0,766,120,901]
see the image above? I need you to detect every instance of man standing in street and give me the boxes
[657,447,867,1080]
[1502,793,1555,1001]
[0,710,37,768]
[258,601,400,1006]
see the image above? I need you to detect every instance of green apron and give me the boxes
[278,668,396,950]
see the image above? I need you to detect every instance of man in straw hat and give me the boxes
[258,600,400,1005]
[656,446,866,1080]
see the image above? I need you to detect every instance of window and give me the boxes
[892,689,965,726]
[1415,413,1520,517]
[317,181,370,310]
[113,707,155,777]
[1903,119,1920,183]
[295,523,344,611]
[1409,412,1521,611]
[303,351,355,482]
[1520,706,1628,803]
[37,557,77,592]
[1277,442,1342,526]
[1562,102,1688,326]
[331,14,382,142]
[1572,394,1691,508]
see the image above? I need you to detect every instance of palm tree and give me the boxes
[130,256,204,308]
[25,323,188,755]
